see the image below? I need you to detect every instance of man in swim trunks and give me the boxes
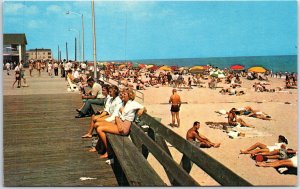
[186,121,220,148]
[228,108,254,128]
[169,88,181,127]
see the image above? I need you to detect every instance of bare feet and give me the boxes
[81,134,92,138]
[88,147,96,152]
[214,143,221,148]
[255,162,267,167]
[240,150,248,154]
[100,153,108,159]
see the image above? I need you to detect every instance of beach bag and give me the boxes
[255,154,268,162]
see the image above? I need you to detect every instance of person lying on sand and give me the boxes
[250,148,297,160]
[247,111,272,120]
[240,135,288,154]
[256,154,297,168]
[186,121,220,148]
[228,108,254,128]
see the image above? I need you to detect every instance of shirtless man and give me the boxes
[186,121,220,148]
[169,88,181,127]
[228,108,254,128]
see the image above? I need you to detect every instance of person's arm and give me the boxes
[178,96,182,107]
[136,107,147,116]
[169,96,172,103]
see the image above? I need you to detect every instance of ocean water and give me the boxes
[133,55,297,73]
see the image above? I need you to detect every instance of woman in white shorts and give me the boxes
[240,135,288,154]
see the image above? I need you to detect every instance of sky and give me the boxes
[3,0,298,61]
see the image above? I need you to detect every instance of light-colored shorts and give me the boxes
[291,155,297,167]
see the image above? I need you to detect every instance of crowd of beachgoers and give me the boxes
[5,58,298,185]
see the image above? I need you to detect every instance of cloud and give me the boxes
[46,5,63,14]
[4,2,38,15]
[27,20,45,29]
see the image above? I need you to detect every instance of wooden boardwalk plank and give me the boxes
[4,94,118,186]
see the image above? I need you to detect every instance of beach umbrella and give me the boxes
[189,66,205,73]
[248,66,267,73]
[159,65,172,71]
[210,70,226,78]
[139,64,146,69]
[119,64,126,69]
[170,65,179,71]
[149,65,158,71]
[132,62,139,68]
[230,64,245,71]
[146,64,154,69]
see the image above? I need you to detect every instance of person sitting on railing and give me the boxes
[186,121,220,148]
[96,88,146,159]
[81,85,122,139]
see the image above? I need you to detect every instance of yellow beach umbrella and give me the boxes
[248,66,267,73]
[159,65,172,71]
[189,66,205,72]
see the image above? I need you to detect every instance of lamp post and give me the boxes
[66,10,84,64]
[68,28,81,62]
[91,0,97,80]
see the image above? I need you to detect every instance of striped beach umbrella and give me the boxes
[248,66,267,73]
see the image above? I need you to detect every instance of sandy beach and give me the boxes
[138,75,297,186]
[4,68,297,186]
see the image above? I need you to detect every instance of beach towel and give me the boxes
[205,121,230,130]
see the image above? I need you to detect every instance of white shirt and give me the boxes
[65,62,72,71]
[73,70,80,79]
[119,100,144,122]
[5,63,10,69]
[104,96,123,122]
[91,82,102,97]
[14,66,20,72]
[81,63,87,69]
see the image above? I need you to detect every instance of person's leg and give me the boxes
[96,122,121,159]
[80,99,92,115]
[240,142,267,154]
[12,79,17,88]
[237,118,254,128]
[171,111,175,126]
[256,159,293,168]
[176,112,180,127]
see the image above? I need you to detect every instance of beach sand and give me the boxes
[139,76,297,186]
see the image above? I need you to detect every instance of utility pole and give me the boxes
[58,45,59,62]
[75,37,77,61]
[91,0,97,80]
[66,42,68,62]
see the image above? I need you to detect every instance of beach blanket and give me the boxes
[205,121,230,130]
[231,126,272,138]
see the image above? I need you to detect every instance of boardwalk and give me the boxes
[3,70,118,186]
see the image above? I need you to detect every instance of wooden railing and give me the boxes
[129,113,252,186]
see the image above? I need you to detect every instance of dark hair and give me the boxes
[278,135,288,144]
[193,121,200,126]
[102,84,110,93]
[109,85,119,96]
[87,77,94,83]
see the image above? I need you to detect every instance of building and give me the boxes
[27,48,52,60]
[3,33,27,63]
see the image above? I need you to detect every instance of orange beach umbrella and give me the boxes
[248,66,267,73]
